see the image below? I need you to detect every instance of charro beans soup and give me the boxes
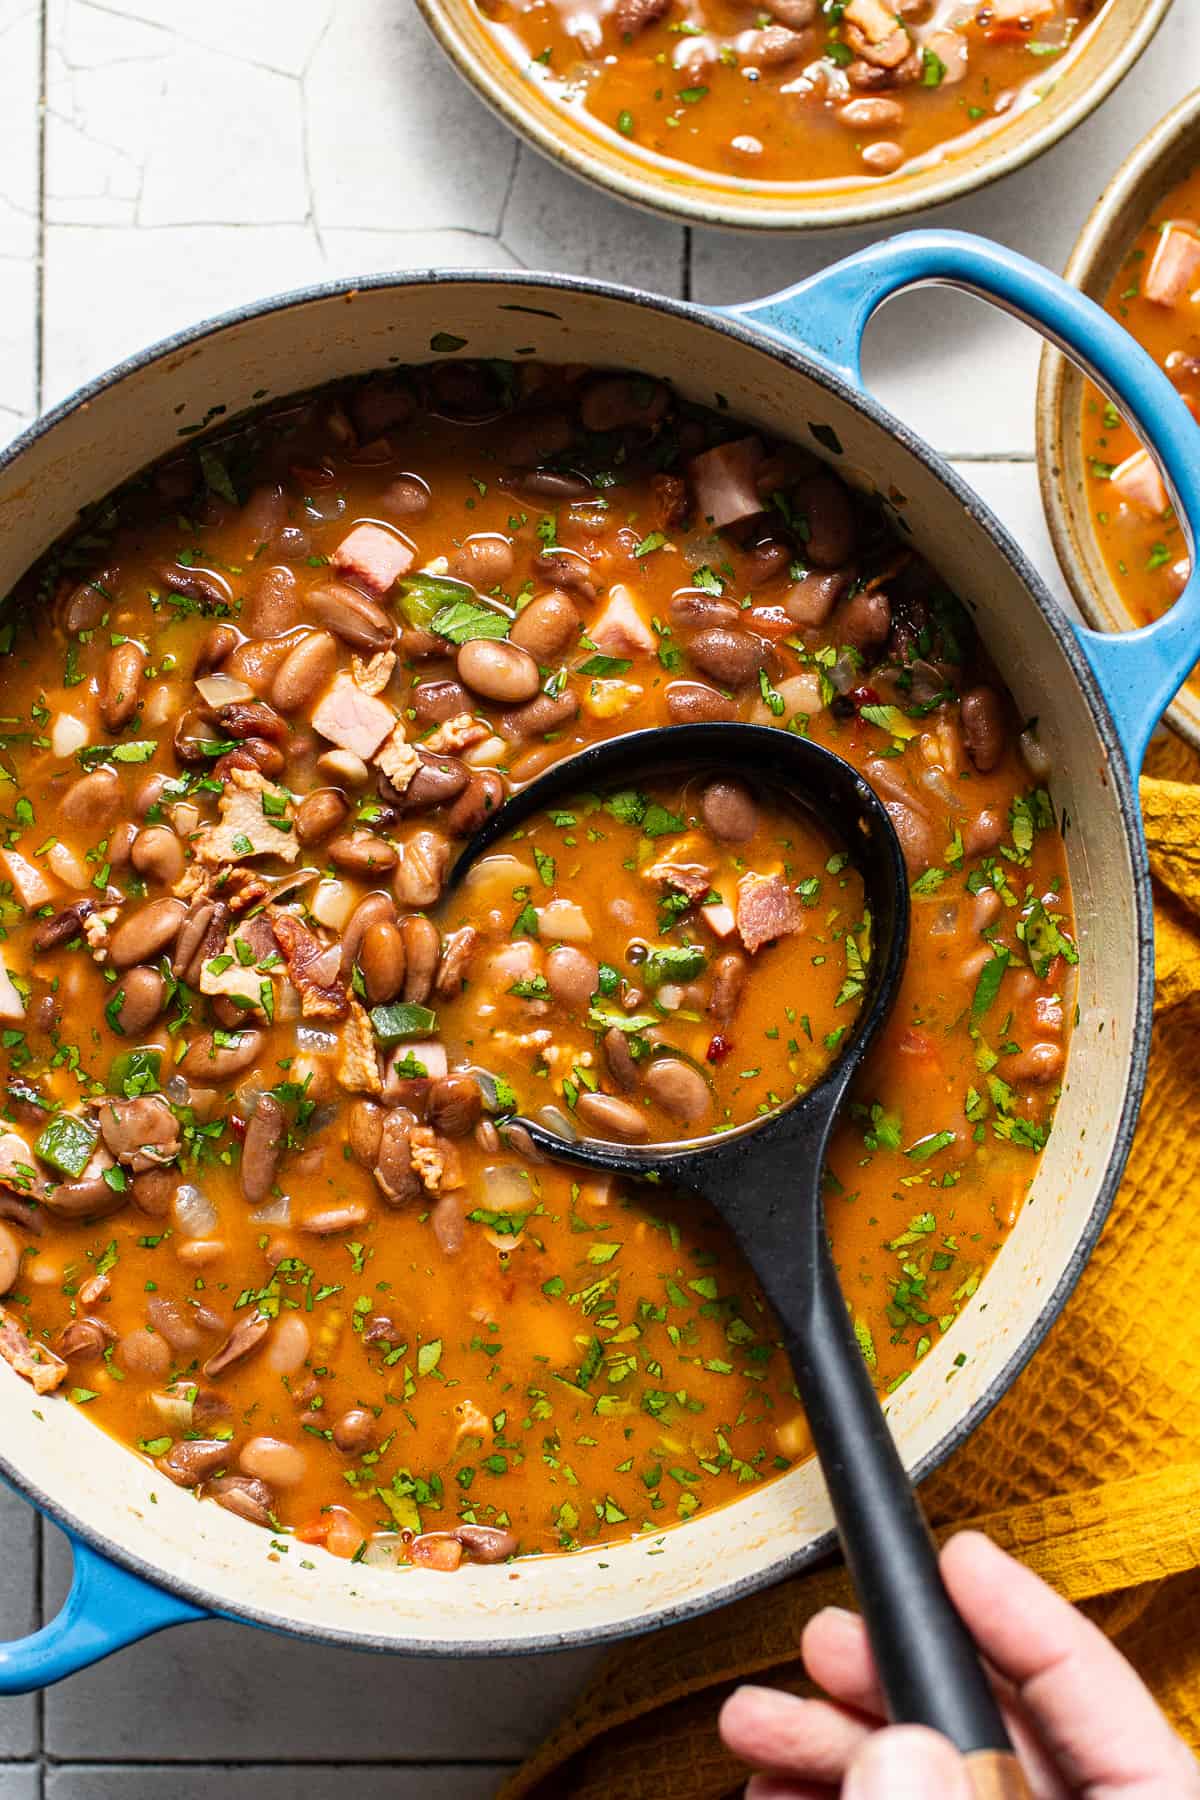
[473,0,1107,189]
[0,360,1075,1571]
[1081,163,1198,684]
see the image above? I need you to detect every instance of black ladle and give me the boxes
[447,723,1027,1799]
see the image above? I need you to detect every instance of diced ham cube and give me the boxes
[1110,449,1169,520]
[331,523,414,597]
[736,872,804,954]
[312,673,397,759]
[1,849,56,912]
[589,585,657,658]
[687,437,764,529]
[1144,222,1200,307]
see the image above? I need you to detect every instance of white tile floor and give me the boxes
[1,2,1198,1792]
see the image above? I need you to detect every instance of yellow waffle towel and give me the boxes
[505,733,1200,1800]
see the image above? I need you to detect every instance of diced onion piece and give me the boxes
[919,766,963,814]
[461,854,537,900]
[252,1194,292,1227]
[309,877,360,931]
[195,673,255,709]
[481,1163,534,1214]
[0,849,56,911]
[45,841,91,890]
[276,981,302,1021]
[0,967,26,1022]
[171,802,201,838]
[296,1026,338,1054]
[396,1040,447,1080]
[463,735,508,769]
[51,713,89,759]
[360,1536,405,1572]
[656,984,684,1010]
[172,1182,218,1239]
[150,1389,195,1432]
[538,898,591,944]
[929,905,960,938]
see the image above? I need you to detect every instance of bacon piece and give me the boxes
[424,712,489,756]
[331,523,414,597]
[651,473,688,531]
[1110,449,1169,520]
[687,437,764,529]
[0,1307,67,1393]
[613,0,669,31]
[312,672,397,760]
[736,872,804,954]
[351,650,397,697]
[376,723,420,791]
[192,769,299,868]
[0,1131,41,1199]
[589,584,657,658]
[645,841,714,904]
[338,998,382,1097]
[1144,222,1200,307]
[271,911,348,1019]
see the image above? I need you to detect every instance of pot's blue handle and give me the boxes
[725,228,1200,773]
[0,1531,206,1694]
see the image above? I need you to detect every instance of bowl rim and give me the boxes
[413,0,1174,234]
[1036,84,1200,755]
[0,267,1154,1656]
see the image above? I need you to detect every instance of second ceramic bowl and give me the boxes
[1038,86,1200,751]
[417,0,1173,233]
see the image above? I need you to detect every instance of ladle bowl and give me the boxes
[446,722,1027,1794]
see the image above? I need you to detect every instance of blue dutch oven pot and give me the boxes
[0,230,1195,1689]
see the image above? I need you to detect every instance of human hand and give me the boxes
[719,1530,1200,1798]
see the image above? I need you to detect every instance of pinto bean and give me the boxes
[668,591,740,632]
[534,549,596,601]
[701,778,758,844]
[213,737,286,782]
[116,1327,171,1377]
[239,1436,306,1488]
[428,1074,483,1138]
[159,1439,231,1489]
[348,1099,385,1165]
[63,578,107,633]
[375,1108,421,1205]
[130,824,185,887]
[839,95,905,129]
[328,831,398,876]
[194,624,239,677]
[99,1095,179,1172]
[963,807,1004,857]
[709,950,748,1024]
[271,630,339,713]
[603,1026,639,1092]
[785,570,850,627]
[180,1028,266,1085]
[500,689,580,739]
[434,924,477,999]
[210,1473,275,1527]
[412,679,472,726]
[455,1522,519,1564]
[862,141,904,174]
[687,628,764,689]
[308,581,395,652]
[509,592,580,661]
[545,945,599,1009]
[1005,1043,1064,1083]
[172,899,228,986]
[131,1168,174,1218]
[203,1309,271,1378]
[0,1222,21,1296]
[299,1201,372,1236]
[57,1316,115,1360]
[399,755,470,814]
[339,891,397,981]
[791,473,856,569]
[332,1408,377,1455]
[449,535,515,587]
[835,589,892,656]
[61,767,121,831]
[360,920,406,1005]
[665,681,736,725]
[431,1189,465,1254]
[644,1057,711,1124]
[296,788,349,844]
[379,475,430,519]
[109,897,187,970]
[241,1094,285,1205]
[394,830,449,907]
[575,1091,650,1141]
[244,565,300,637]
[33,899,95,952]
[146,1295,206,1353]
[401,914,440,1004]
[457,639,540,704]
[960,686,1006,774]
[443,770,503,838]
[216,698,288,745]
[101,640,144,733]
[108,965,166,1036]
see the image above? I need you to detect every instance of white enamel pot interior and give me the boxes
[0,275,1149,1656]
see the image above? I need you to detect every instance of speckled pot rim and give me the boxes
[414,0,1173,234]
[0,269,1154,1657]
[1037,86,1200,755]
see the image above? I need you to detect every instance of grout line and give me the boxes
[33,0,47,419]
[681,225,692,303]
[33,1512,44,1800]
[32,1758,522,1770]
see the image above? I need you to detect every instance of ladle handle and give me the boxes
[780,1229,1019,1759]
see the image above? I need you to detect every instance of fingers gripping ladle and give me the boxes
[446,722,1029,1800]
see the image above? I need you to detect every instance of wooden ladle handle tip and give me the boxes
[965,1749,1034,1799]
